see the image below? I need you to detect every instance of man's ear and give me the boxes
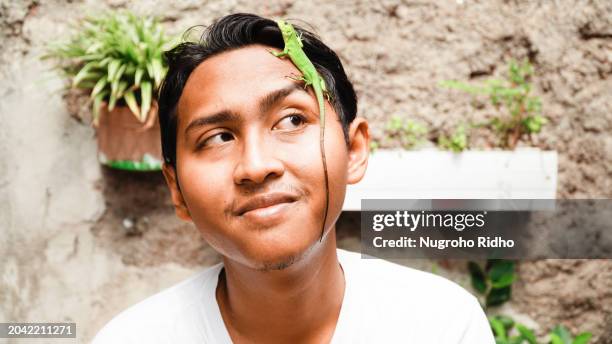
[161,163,193,222]
[346,117,370,185]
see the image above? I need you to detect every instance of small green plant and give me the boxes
[440,59,547,149]
[468,259,516,308]
[44,11,174,124]
[489,316,592,344]
[438,123,469,152]
[490,315,538,344]
[383,115,428,150]
[548,325,592,344]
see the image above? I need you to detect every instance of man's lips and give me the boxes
[234,192,299,216]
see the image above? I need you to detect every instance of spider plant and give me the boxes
[44,11,174,124]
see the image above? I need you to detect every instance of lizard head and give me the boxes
[276,19,298,42]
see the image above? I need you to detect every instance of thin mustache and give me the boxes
[227,184,307,215]
[237,183,304,197]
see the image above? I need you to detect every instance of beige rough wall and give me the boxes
[1,0,610,343]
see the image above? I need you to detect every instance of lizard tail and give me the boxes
[319,105,330,242]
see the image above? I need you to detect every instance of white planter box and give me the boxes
[343,149,558,211]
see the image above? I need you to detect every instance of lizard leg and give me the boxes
[285,73,311,87]
[319,79,332,101]
[268,48,288,57]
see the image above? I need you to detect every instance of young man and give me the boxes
[93,13,494,343]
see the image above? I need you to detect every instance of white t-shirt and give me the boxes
[93,249,495,343]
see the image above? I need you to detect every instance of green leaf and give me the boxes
[92,91,107,126]
[116,81,128,98]
[113,63,127,82]
[72,61,96,88]
[85,41,103,54]
[110,78,120,100]
[90,77,108,99]
[572,333,592,344]
[134,67,144,86]
[488,260,516,288]
[77,80,97,88]
[496,315,515,331]
[490,317,507,340]
[387,116,402,131]
[523,115,547,133]
[551,325,573,344]
[550,333,564,344]
[151,57,163,87]
[439,80,488,95]
[491,272,516,289]
[140,81,152,122]
[509,337,524,344]
[108,81,119,111]
[81,53,105,62]
[516,324,537,344]
[146,61,154,80]
[123,90,141,120]
[98,56,112,67]
[125,42,138,62]
[107,59,121,81]
[468,261,488,294]
[486,286,512,307]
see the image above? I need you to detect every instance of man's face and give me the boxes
[163,44,367,270]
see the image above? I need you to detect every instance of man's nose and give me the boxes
[233,132,284,185]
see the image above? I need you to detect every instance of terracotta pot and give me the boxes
[95,101,163,171]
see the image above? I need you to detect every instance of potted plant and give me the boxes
[345,60,557,210]
[44,11,174,171]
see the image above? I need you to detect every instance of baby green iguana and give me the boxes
[270,20,330,240]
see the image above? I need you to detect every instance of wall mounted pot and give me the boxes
[95,101,162,171]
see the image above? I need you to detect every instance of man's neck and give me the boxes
[216,230,345,343]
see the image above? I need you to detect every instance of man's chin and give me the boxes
[256,256,299,271]
[246,239,319,272]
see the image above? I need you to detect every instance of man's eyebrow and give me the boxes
[184,82,308,138]
[258,81,306,114]
[184,110,242,137]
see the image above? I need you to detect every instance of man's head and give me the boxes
[158,13,369,271]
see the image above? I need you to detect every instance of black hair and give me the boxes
[158,13,358,168]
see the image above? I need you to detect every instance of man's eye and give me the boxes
[273,114,306,131]
[199,132,234,148]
